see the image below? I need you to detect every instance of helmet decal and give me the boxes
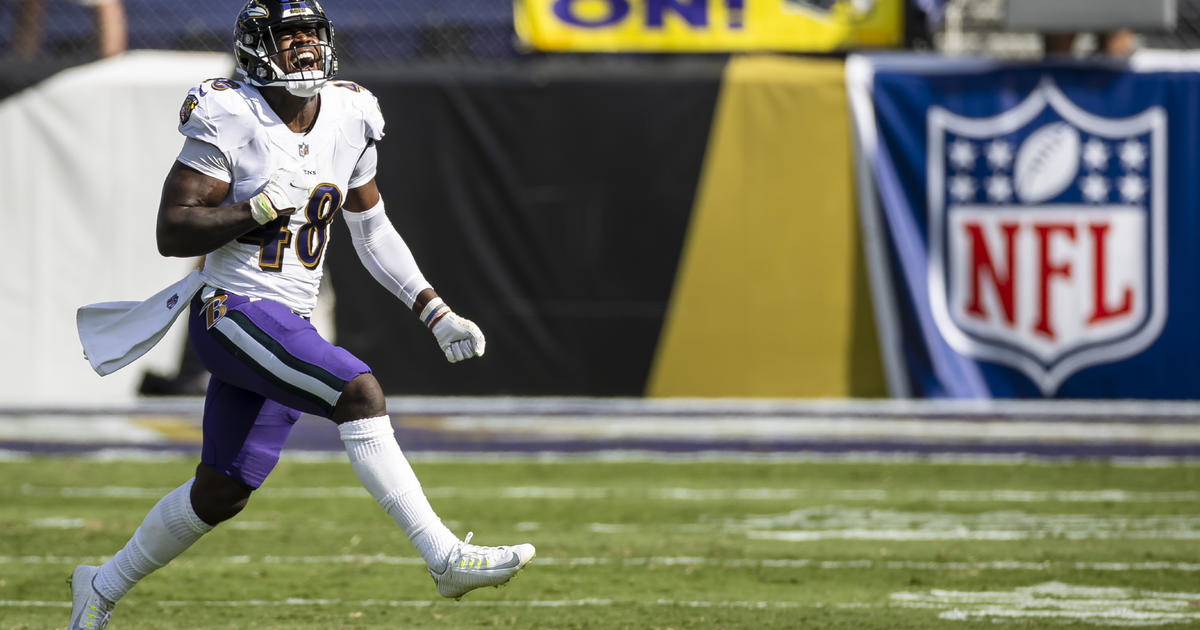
[280,1,315,18]
[240,1,268,20]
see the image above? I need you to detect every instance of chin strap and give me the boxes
[282,71,327,97]
[236,63,329,97]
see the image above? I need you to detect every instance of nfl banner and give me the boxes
[847,54,1200,398]
[514,0,902,52]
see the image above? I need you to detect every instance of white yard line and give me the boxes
[4,556,1200,572]
[934,489,1200,502]
[19,485,1200,542]
[0,598,802,609]
[939,607,1200,625]
[750,529,1200,541]
[732,506,1200,540]
[7,582,1200,626]
[5,589,1199,627]
[894,582,1200,626]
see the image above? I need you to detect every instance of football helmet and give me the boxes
[234,0,339,97]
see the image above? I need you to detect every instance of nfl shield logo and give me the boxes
[927,79,1167,394]
[167,293,179,310]
[298,142,309,157]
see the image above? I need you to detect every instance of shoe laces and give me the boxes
[83,598,113,628]
[452,532,508,569]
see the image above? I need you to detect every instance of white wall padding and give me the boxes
[0,51,235,406]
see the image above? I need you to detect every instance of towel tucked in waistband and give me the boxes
[76,270,205,376]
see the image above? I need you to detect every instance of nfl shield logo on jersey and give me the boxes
[926,79,1167,395]
[298,142,309,157]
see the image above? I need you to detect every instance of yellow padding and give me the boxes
[648,55,883,398]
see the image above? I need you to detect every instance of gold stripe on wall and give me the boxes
[648,55,883,398]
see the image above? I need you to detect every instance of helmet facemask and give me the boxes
[235,17,338,97]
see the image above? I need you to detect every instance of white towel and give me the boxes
[76,270,206,376]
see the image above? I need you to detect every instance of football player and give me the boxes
[68,2,534,627]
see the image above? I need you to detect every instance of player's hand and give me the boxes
[431,312,486,363]
[250,167,312,224]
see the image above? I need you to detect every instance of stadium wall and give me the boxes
[0,51,885,405]
[648,56,884,398]
[0,52,232,407]
[328,56,885,397]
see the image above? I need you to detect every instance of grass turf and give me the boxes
[1,455,1198,629]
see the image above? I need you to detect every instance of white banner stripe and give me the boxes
[437,416,1200,444]
[13,394,1200,419]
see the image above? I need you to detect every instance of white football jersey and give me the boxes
[177,77,385,316]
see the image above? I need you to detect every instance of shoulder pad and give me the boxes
[328,81,385,146]
[177,78,257,153]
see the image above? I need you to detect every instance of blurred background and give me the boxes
[5,8,1200,626]
[7,0,1200,65]
[2,0,1200,451]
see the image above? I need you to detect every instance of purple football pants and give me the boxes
[188,289,370,488]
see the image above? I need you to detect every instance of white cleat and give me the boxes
[429,532,536,599]
[67,565,114,629]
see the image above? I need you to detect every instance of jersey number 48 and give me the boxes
[237,183,342,272]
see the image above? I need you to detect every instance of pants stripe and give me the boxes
[227,310,346,391]
[210,311,343,415]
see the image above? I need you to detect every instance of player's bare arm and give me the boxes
[156,162,278,257]
[344,176,381,212]
[157,161,310,257]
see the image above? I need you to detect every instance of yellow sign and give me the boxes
[514,0,903,52]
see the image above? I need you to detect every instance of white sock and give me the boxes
[92,478,214,603]
[339,415,459,572]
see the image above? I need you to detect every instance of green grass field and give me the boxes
[2,454,1199,629]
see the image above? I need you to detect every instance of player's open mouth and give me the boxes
[292,48,319,72]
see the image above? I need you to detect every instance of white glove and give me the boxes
[250,167,312,224]
[422,298,485,363]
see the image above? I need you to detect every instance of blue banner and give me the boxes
[848,55,1200,398]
